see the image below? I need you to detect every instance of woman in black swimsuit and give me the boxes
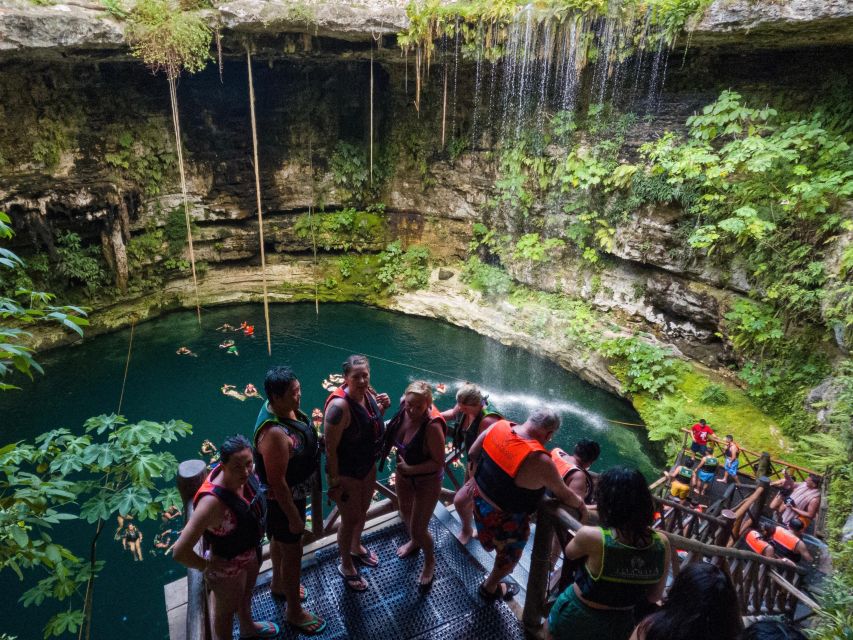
[324,355,391,592]
[390,381,447,590]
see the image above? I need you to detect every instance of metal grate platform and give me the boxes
[237,515,526,639]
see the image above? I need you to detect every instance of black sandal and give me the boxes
[478,580,519,601]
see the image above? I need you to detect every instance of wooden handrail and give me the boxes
[176,460,209,640]
[679,429,821,480]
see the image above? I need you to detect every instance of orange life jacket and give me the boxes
[550,448,594,503]
[772,527,800,552]
[476,420,547,514]
[483,420,546,478]
[745,530,770,556]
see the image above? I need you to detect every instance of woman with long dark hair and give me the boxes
[172,435,277,640]
[547,466,670,640]
[324,355,391,592]
[630,562,742,640]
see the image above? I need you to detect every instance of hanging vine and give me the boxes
[127,0,211,325]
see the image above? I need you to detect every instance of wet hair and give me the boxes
[739,620,806,640]
[528,407,560,431]
[264,365,298,400]
[789,518,804,532]
[405,380,434,406]
[456,383,485,406]
[573,438,601,465]
[641,563,742,640]
[807,473,822,487]
[595,466,654,538]
[342,354,370,376]
[219,434,252,463]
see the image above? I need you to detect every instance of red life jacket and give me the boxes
[475,420,547,514]
[745,530,771,556]
[193,466,266,560]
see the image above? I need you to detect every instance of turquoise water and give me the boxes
[0,303,660,639]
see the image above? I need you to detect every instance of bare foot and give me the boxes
[419,556,435,588]
[397,541,420,558]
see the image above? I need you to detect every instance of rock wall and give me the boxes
[0,9,850,387]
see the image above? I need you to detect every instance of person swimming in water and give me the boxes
[219,339,235,349]
[244,384,260,399]
[227,345,239,356]
[221,384,246,401]
[216,323,236,332]
[176,346,197,357]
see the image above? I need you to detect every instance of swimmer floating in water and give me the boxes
[311,408,323,429]
[219,339,235,349]
[244,383,260,398]
[221,384,246,401]
[216,323,236,332]
[435,383,447,395]
[176,346,197,357]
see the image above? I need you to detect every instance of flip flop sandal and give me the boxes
[418,572,435,593]
[239,620,280,639]
[270,584,308,602]
[478,580,519,602]
[337,563,368,592]
[287,613,327,636]
[351,549,379,568]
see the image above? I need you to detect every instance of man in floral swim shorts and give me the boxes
[468,408,587,601]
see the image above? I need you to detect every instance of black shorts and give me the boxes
[266,498,307,544]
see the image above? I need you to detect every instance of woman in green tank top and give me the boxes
[547,467,670,640]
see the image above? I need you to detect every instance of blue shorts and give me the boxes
[725,458,739,476]
[697,470,715,484]
[691,442,708,455]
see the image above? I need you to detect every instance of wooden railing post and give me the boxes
[715,509,736,548]
[751,476,771,523]
[178,460,209,640]
[756,452,771,479]
[523,501,557,636]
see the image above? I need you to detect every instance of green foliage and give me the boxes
[30,118,76,169]
[642,394,696,457]
[294,207,386,253]
[126,0,211,76]
[461,257,513,299]
[329,142,389,208]
[104,122,175,195]
[54,231,107,295]
[3,414,192,638]
[377,241,431,293]
[698,383,728,405]
[512,233,565,262]
[600,336,684,396]
[0,213,88,390]
[642,89,853,330]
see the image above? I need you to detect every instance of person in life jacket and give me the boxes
[769,519,813,564]
[551,438,601,506]
[719,434,741,485]
[743,524,777,559]
[440,383,503,544]
[665,457,696,501]
[172,435,279,640]
[693,452,719,497]
[548,467,670,640]
[323,354,391,593]
[470,408,587,601]
[253,366,325,635]
[382,381,447,591]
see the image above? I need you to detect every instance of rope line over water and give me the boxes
[117,320,135,415]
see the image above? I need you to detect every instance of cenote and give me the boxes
[1,302,659,640]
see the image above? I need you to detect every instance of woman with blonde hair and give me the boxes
[441,383,502,543]
[386,380,447,590]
